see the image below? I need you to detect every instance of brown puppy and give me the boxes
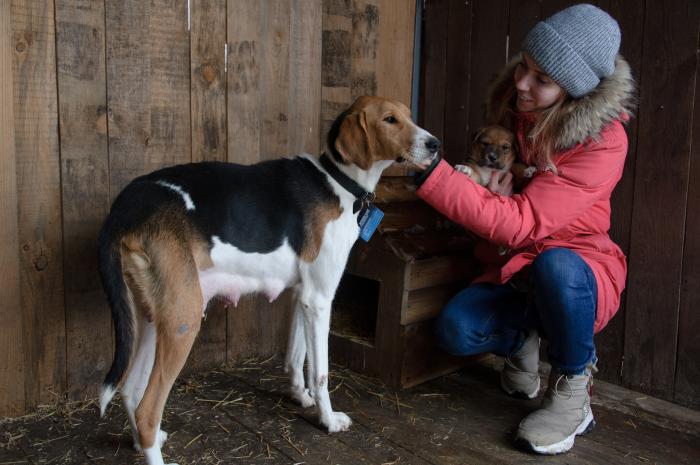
[455,125,535,189]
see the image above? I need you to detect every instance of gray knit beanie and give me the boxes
[523,3,620,98]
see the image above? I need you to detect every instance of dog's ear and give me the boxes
[472,127,487,143]
[334,111,373,170]
[470,127,487,155]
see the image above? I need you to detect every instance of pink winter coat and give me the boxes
[417,55,636,333]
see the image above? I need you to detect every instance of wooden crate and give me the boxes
[329,177,483,389]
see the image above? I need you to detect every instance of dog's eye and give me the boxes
[384,115,397,124]
[502,145,510,152]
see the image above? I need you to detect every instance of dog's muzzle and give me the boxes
[425,136,441,155]
[405,133,441,165]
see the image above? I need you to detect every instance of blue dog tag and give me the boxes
[358,204,384,242]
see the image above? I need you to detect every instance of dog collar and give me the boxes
[319,153,374,214]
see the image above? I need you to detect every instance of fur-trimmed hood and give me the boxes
[485,54,636,150]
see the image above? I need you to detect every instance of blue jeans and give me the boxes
[434,248,598,375]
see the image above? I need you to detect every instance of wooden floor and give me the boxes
[1,357,699,465]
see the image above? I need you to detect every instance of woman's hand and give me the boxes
[412,153,439,172]
[488,171,513,196]
[413,154,442,187]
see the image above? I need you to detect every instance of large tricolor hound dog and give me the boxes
[97,96,440,465]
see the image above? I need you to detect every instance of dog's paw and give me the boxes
[454,164,473,176]
[523,166,537,178]
[157,430,168,447]
[323,411,352,433]
[133,429,168,452]
[291,388,316,408]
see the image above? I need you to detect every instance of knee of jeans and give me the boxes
[532,248,586,288]
[433,310,486,356]
[532,248,596,318]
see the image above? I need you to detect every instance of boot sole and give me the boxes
[501,376,540,400]
[515,409,595,455]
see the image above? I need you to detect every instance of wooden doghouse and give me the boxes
[329,175,483,389]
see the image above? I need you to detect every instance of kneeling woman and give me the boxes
[414,3,635,455]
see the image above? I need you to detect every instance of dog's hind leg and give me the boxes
[124,235,203,465]
[285,289,315,408]
[118,242,169,454]
[120,315,170,452]
[137,293,201,465]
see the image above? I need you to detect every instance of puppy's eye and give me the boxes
[502,145,510,151]
[384,115,397,124]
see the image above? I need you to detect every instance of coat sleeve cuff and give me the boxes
[413,155,443,187]
[416,158,453,197]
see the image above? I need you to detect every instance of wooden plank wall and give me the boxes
[12,0,67,412]
[0,0,416,416]
[55,0,112,400]
[0,0,24,417]
[419,0,700,409]
[188,0,228,372]
[322,0,416,159]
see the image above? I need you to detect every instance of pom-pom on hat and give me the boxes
[523,3,620,98]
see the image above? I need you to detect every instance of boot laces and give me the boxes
[504,356,538,380]
[504,356,521,372]
[553,374,575,400]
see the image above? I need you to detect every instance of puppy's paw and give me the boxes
[323,411,352,433]
[291,387,316,408]
[523,166,537,178]
[454,164,473,176]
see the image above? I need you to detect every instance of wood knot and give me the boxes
[14,32,31,55]
[202,64,216,83]
[95,113,108,135]
[34,252,48,271]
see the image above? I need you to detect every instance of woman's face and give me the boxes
[514,53,565,112]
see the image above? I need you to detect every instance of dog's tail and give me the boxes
[97,213,135,417]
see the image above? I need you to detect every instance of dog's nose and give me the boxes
[425,137,441,152]
[487,152,498,162]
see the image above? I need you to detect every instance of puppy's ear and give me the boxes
[471,127,488,143]
[334,111,372,170]
[470,128,487,156]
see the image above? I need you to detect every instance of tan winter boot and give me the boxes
[501,330,541,399]
[514,363,597,454]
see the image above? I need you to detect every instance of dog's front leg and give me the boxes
[300,293,352,433]
[285,293,316,408]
